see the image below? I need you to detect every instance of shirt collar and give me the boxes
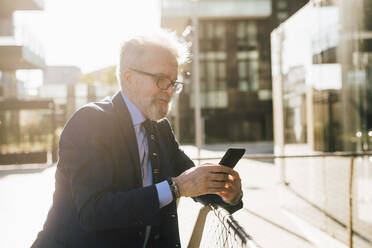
[121,90,146,126]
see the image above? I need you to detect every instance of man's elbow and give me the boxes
[77,203,111,232]
[78,209,101,232]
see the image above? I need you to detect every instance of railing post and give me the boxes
[187,205,211,248]
[51,101,57,163]
[348,156,355,248]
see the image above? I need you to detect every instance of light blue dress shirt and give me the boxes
[121,91,173,208]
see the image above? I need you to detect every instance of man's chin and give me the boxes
[147,105,170,121]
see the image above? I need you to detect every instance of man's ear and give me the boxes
[123,68,133,86]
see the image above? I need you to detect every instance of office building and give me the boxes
[0,0,51,165]
[161,0,308,143]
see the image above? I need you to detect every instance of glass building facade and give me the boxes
[272,1,372,247]
[272,0,372,153]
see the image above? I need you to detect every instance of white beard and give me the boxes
[146,98,173,121]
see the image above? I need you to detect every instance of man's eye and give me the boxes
[158,77,171,86]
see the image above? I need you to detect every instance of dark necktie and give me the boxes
[143,120,162,246]
[143,119,161,184]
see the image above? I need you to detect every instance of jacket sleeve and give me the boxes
[57,105,160,232]
[159,119,243,214]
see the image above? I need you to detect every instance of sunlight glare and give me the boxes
[15,0,161,73]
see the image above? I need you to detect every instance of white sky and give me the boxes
[14,0,161,73]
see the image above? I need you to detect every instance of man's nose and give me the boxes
[165,85,174,97]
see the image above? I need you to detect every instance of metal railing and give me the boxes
[188,205,260,248]
[189,151,372,248]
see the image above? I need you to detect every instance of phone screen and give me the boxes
[219,148,245,168]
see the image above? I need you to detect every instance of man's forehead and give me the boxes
[142,46,178,66]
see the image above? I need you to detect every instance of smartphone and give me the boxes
[219,148,246,168]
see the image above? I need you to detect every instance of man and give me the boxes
[33,30,243,247]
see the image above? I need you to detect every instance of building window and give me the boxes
[258,89,272,100]
[197,51,227,108]
[215,22,225,39]
[237,21,257,50]
[200,21,225,51]
[277,0,288,10]
[277,11,289,21]
[238,59,259,91]
[207,61,216,91]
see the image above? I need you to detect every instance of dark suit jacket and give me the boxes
[33,91,242,248]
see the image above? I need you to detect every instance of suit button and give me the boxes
[139,231,143,236]
[171,214,176,218]
[175,243,180,247]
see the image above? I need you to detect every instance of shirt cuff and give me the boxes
[156,180,173,208]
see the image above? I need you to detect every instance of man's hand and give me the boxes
[173,163,242,204]
[216,170,242,204]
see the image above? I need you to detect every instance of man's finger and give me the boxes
[206,181,226,189]
[210,173,228,182]
[229,170,240,179]
[207,187,230,194]
[209,165,234,174]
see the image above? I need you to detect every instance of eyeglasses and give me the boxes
[130,68,184,94]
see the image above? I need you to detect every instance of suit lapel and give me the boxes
[111,91,142,185]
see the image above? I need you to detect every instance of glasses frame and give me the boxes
[130,68,184,94]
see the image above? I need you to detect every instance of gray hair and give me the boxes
[116,29,189,87]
